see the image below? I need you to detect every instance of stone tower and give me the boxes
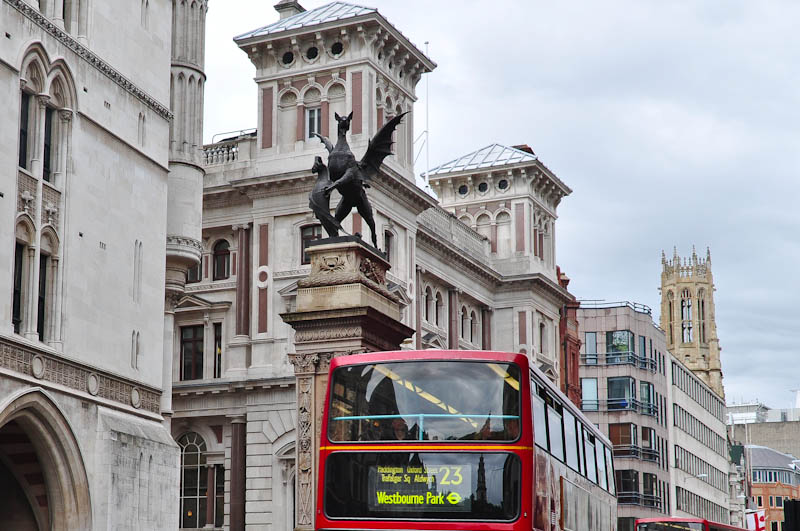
[163,0,208,419]
[660,247,725,398]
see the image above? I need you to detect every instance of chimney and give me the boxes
[274,0,305,20]
[512,144,535,155]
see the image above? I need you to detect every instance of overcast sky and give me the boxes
[203,1,800,409]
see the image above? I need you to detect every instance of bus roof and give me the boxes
[635,518,746,531]
[329,350,613,448]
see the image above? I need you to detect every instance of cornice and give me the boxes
[6,0,172,120]
[416,227,498,285]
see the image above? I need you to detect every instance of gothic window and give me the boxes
[18,91,31,169]
[681,288,693,343]
[12,241,25,334]
[300,225,322,265]
[212,240,230,280]
[180,325,203,380]
[178,432,208,528]
[698,290,706,344]
[36,252,49,341]
[460,306,468,339]
[43,106,54,182]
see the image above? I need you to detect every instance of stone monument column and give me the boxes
[282,236,414,530]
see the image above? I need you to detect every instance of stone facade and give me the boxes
[170,2,578,530]
[660,247,725,399]
[1,0,181,528]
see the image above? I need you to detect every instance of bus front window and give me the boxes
[328,361,521,442]
[636,523,704,531]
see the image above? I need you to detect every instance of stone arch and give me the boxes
[457,213,473,226]
[278,88,299,105]
[16,215,35,244]
[300,85,322,104]
[434,290,444,327]
[40,226,60,257]
[18,43,50,92]
[0,388,92,531]
[325,81,345,99]
[475,213,491,241]
[45,60,78,110]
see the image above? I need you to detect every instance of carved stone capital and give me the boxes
[59,108,73,122]
[165,291,183,312]
[36,94,50,107]
[288,352,318,374]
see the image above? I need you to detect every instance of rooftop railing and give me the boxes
[580,351,658,372]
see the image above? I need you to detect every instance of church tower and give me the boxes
[660,247,725,398]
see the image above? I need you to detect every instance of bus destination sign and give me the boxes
[368,464,472,512]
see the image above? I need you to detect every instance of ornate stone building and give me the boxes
[0,0,203,529]
[171,2,578,530]
[659,247,725,399]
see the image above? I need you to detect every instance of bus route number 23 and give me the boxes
[435,466,463,486]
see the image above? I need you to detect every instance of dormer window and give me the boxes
[306,107,321,139]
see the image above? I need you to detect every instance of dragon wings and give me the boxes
[359,111,408,181]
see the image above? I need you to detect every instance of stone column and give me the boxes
[229,415,246,531]
[448,288,460,349]
[162,292,181,423]
[415,266,423,349]
[481,307,492,350]
[282,236,414,531]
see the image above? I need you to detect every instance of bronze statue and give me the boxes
[309,156,344,238]
[311,111,407,248]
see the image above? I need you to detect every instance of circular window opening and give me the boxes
[478,182,488,193]
[331,42,344,56]
[458,184,469,196]
[282,51,294,65]
[498,179,509,190]
[306,47,318,60]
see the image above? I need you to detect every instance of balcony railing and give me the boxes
[581,351,657,372]
[617,491,662,508]
[582,398,657,416]
[613,445,660,463]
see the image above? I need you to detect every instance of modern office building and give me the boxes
[747,445,800,531]
[578,302,672,531]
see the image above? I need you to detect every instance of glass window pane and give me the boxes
[605,446,615,495]
[584,332,597,364]
[581,378,597,411]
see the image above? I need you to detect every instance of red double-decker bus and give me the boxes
[316,350,618,530]
[635,518,748,531]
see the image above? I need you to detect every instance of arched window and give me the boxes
[470,310,477,344]
[383,230,394,263]
[698,289,706,343]
[12,220,34,334]
[212,240,230,280]
[460,307,468,340]
[681,288,693,343]
[178,432,208,528]
[435,292,443,327]
[539,321,546,355]
[496,211,512,256]
[424,287,432,323]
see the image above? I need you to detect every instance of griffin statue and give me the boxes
[309,110,408,248]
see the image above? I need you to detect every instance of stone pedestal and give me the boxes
[281,236,413,530]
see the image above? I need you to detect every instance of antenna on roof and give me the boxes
[425,41,430,187]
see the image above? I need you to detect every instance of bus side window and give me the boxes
[532,382,547,449]
[563,409,580,472]
[583,427,597,483]
[605,445,615,494]
[547,398,564,462]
